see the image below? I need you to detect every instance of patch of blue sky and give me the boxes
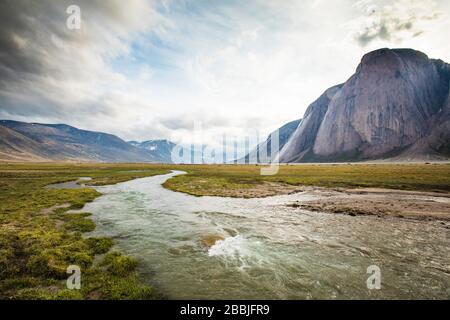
[107,32,183,83]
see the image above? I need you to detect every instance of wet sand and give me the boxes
[289,188,450,222]
[189,179,450,222]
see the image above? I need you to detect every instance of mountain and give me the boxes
[0,120,158,163]
[128,140,176,163]
[130,141,221,164]
[280,48,450,162]
[241,119,301,163]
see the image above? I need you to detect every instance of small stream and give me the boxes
[80,171,450,299]
[46,177,92,189]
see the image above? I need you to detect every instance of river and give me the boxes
[82,171,450,299]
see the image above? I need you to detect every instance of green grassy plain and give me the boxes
[163,163,450,197]
[1,162,449,299]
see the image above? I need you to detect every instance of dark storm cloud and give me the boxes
[0,0,78,85]
[0,0,156,118]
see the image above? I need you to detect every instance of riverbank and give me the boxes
[161,163,450,221]
[162,163,450,197]
[0,163,170,299]
[288,187,450,222]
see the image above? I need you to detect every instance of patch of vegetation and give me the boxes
[62,213,96,233]
[163,163,450,197]
[100,252,139,277]
[86,237,114,255]
[0,163,170,300]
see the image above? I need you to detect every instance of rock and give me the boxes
[280,48,450,162]
[241,119,301,163]
[280,85,342,162]
[201,234,225,248]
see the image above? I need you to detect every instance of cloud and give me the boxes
[0,0,165,133]
[0,0,449,144]
[352,0,442,47]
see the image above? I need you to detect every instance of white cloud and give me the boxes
[1,0,449,145]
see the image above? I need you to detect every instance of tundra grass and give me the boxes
[1,162,449,299]
[0,163,169,300]
[163,163,450,197]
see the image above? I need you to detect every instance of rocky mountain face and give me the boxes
[0,120,158,163]
[242,119,301,163]
[280,48,450,162]
[128,140,176,163]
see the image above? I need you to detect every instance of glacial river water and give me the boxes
[82,171,450,299]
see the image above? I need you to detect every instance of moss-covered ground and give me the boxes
[1,162,449,299]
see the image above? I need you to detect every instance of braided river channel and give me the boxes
[82,171,450,299]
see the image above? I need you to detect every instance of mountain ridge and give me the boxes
[0,120,158,163]
[279,48,450,163]
[241,119,301,163]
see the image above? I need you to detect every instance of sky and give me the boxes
[0,0,449,146]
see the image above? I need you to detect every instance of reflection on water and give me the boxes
[83,171,450,300]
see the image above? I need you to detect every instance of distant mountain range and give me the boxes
[0,120,247,164]
[128,140,176,163]
[1,48,449,163]
[0,120,217,164]
[0,120,158,163]
[279,48,450,162]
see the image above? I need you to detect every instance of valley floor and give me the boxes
[0,162,449,299]
[289,187,450,221]
[162,163,450,221]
